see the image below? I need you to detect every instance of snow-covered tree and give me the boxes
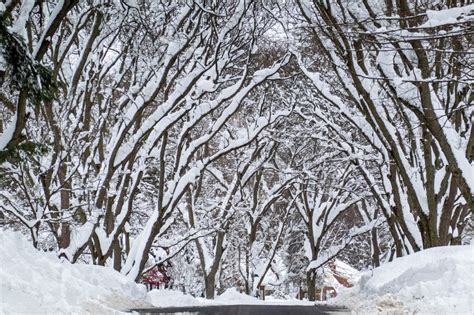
[1,1,472,301]
[293,0,473,252]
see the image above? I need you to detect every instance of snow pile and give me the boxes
[0,231,150,314]
[264,296,315,306]
[332,245,474,314]
[215,288,262,304]
[147,288,319,308]
[215,289,318,306]
[148,288,261,308]
[148,289,205,308]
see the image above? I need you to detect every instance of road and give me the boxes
[132,304,350,315]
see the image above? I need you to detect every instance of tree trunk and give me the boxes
[371,226,380,268]
[245,250,251,295]
[306,270,316,301]
[113,239,122,271]
[205,272,216,299]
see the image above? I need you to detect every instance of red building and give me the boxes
[141,265,171,291]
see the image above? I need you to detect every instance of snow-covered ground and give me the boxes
[0,231,312,314]
[148,288,314,308]
[330,245,474,314]
[2,231,472,314]
[0,232,151,314]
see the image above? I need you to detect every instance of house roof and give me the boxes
[318,259,360,289]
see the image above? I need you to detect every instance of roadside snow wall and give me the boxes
[0,231,150,314]
[332,245,474,314]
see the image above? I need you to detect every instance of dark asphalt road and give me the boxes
[132,304,350,315]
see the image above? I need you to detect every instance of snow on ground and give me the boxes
[263,296,315,306]
[148,289,206,308]
[215,288,262,304]
[0,232,151,314]
[215,288,315,306]
[147,288,260,308]
[4,230,471,314]
[330,245,474,314]
[148,288,315,308]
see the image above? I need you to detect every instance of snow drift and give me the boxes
[148,288,261,308]
[147,288,314,308]
[0,232,150,314]
[148,289,205,308]
[332,245,474,314]
[214,288,262,304]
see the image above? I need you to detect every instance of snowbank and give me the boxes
[264,296,315,306]
[148,288,261,308]
[332,245,474,314]
[148,288,316,308]
[148,289,205,308]
[215,288,262,304]
[216,288,315,305]
[0,231,150,314]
